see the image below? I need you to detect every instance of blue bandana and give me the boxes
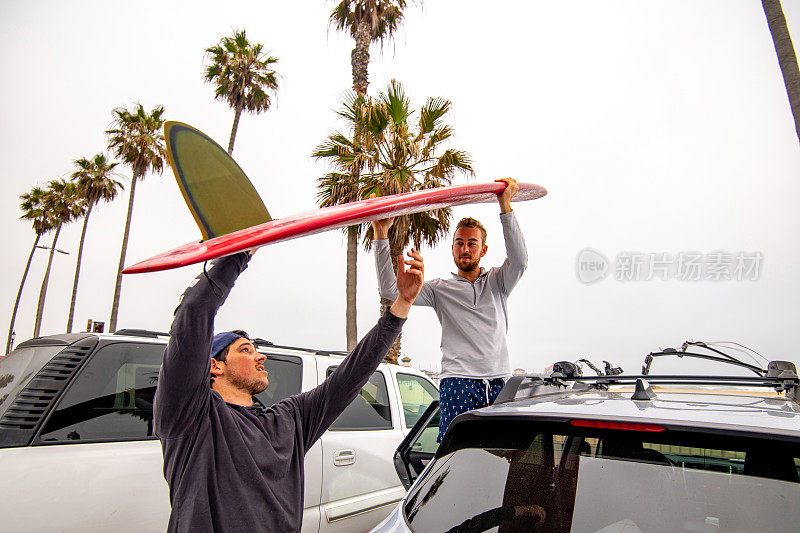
[210,332,245,359]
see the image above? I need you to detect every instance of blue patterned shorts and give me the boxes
[438,377,506,442]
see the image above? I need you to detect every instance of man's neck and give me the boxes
[457,268,481,283]
[212,383,254,406]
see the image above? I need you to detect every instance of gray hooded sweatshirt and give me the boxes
[374,211,526,379]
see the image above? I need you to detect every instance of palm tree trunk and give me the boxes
[228,104,243,154]
[762,0,800,143]
[66,204,92,333]
[33,225,62,338]
[352,20,371,95]
[344,19,371,348]
[345,228,358,351]
[6,234,41,353]
[380,295,402,365]
[109,173,139,333]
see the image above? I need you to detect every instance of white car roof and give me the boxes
[478,386,800,437]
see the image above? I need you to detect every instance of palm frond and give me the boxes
[106,103,167,179]
[418,96,451,135]
[204,28,279,114]
[316,77,468,250]
[71,152,124,207]
[381,79,412,126]
[329,0,413,43]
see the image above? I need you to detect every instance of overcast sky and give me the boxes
[2,0,799,375]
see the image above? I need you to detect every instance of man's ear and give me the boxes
[210,358,225,378]
[480,245,488,257]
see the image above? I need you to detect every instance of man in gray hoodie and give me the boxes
[154,249,424,532]
[372,178,526,441]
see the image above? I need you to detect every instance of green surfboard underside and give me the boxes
[165,121,271,240]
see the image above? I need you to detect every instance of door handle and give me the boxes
[333,449,356,466]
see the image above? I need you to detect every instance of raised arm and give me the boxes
[297,249,424,448]
[496,177,519,215]
[495,178,528,293]
[154,252,250,438]
[372,217,434,306]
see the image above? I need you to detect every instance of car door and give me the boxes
[318,363,406,532]
[393,371,439,435]
[0,340,316,533]
[394,400,440,490]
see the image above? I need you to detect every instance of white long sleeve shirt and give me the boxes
[374,211,527,379]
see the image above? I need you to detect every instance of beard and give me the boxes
[229,371,269,395]
[456,257,481,272]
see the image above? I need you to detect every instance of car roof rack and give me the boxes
[251,338,348,357]
[113,329,171,338]
[642,341,767,376]
[497,342,800,406]
[105,330,349,355]
[496,371,800,404]
[16,333,93,349]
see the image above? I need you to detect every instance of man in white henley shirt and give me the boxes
[372,177,527,440]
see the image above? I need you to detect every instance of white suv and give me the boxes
[378,343,800,532]
[0,329,438,532]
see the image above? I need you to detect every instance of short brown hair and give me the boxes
[455,217,487,245]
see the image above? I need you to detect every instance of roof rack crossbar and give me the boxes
[567,374,799,399]
[495,375,574,404]
[567,374,795,385]
[252,338,347,356]
[496,373,800,404]
[113,329,170,338]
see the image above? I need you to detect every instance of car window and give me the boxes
[37,342,163,443]
[405,419,800,532]
[326,367,392,430]
[411,407,440,455]
[396,373,439,428]
[0,344,66,419]
[252,354,302,407]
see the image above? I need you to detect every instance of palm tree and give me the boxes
[204,29,279,154]
[66,154,123,333]
[328,0,416,350]
[330,0,412,96]
[761,0,800,143]
[33,180,85,338]
[6,187,51,352]
[106,103,167,332]
[317,80,473,362]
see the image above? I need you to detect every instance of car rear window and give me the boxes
[404,419,800,532]
[0,345,66,419]
[36,342,164,442]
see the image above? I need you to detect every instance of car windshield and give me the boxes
[404,419,800,532]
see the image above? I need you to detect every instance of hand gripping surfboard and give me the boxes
[122,122,547,274]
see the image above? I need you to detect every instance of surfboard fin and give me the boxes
[164,121,272,240]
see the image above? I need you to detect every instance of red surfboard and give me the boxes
[123,182,547,274]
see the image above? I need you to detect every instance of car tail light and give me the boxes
[570,419,666,432]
